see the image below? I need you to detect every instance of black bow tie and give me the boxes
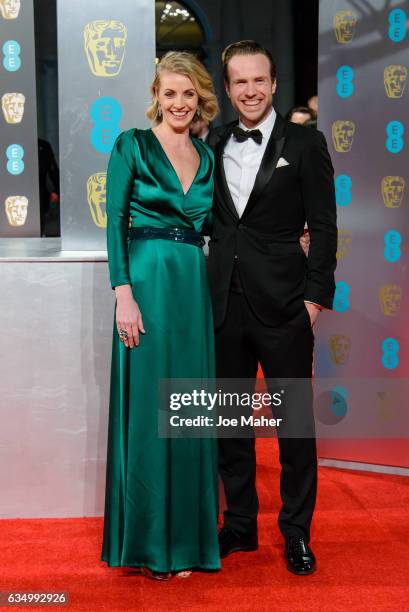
[232,126,263,145]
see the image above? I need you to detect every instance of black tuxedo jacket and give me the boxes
[207,113,337,328]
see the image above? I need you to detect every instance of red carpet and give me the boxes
[2,439,409,612]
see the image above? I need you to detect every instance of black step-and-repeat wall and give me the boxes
[317,0,409,467]
[0,0,40,236]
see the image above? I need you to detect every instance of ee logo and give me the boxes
[6,144,24,175]
[333,281,350,312]
[336,65,354,98]
[388,8,407,42]
[331,386,348,419]
[335,174,352,206]
[90,97,122,154]
[2,40,21,72]
[381,338,399,369]
[384,230,401,262]
[386,121,404,153]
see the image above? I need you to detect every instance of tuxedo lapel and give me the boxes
[214,122,239,220]
[241,113,286,220]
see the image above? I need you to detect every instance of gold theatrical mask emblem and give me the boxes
[337,230,352,260]
[384,65,407,99]
[377,391,397,422]
[333,11,357,44]
[381,176,405,208]
[84,20,127,77]
[379,284,402,316]
[1,92,25,124]
[87,173,107,227]
[0,0,21,19]
[329,335,351,365]
[332,120,355,152]
[5,195,28,226]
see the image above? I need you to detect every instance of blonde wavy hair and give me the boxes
[146,51,219,125]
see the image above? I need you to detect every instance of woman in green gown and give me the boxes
[101,52,220,578]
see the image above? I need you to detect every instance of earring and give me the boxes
[157,105,162,117]
[194,107,202,120]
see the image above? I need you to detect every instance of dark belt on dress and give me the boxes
[129,226,204,248]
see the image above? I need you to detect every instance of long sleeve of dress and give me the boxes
[106,129,136,289]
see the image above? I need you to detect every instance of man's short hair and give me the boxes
[285,106,316,122]
[222,40,277,83]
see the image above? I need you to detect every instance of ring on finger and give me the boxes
[119,328,129,341]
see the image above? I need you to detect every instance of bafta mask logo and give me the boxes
[337,229,352,260]
[1,92,25,124]
[0,0,20,19]
[333,11,357,44]
[381,176,405,208]
[87,173,107,227]
[329,335,351,365]
[384,65,407,99]
[84,20,127,77]
[5,195,28,226]
[332,120,355,153]
[379,284,402,316]
[377,391,396,422]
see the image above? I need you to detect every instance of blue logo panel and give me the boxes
[6,144,24,175]
[2,40,21,72]
[331,386,348,419]
[335,174,352,206]
[384,230,401,262]
[333,281,350,312]
[90,97,122,154]
[386,121,404,153]
[388,8,407,42]
[336,65,354,98]
[381,338,399,369]
[315,386,349,425]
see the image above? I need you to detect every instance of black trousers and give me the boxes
[215,272,317,542]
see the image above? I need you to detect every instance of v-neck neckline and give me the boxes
[149,128,202,197]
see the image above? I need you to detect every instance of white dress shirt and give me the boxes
[223,108,277,218]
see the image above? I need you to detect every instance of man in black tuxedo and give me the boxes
[207,41,337,575]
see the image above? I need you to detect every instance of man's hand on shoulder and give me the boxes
[206,121,238,150]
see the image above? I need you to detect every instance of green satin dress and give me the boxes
[101,128,220,573]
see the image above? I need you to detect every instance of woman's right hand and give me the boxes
[115,285,145,349]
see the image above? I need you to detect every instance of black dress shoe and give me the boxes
[285,537,316,575]
[218,526,258,559]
